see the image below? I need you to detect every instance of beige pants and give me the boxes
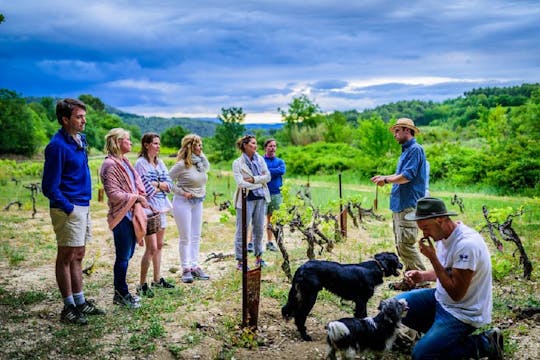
[392,208,426,272]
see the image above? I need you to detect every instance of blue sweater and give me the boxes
[42,128,92,214]
[264,155,286,195]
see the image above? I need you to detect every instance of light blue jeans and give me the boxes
[235,198,266,260]
[395,288,492,359]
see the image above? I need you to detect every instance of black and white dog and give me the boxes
[326,298,409,360]
[282,252,402,341]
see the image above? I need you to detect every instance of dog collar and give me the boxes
[373,259,386,275]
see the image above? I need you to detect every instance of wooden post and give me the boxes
[241,188,248,327]
[339,174,347,237]
[97,168,104,202]
[374,184,378,210]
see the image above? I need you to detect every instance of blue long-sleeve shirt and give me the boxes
[42,128,91,214]
[390,138,426,213]
[264,155,286,195]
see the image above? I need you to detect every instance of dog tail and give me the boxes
[326,321,350,343]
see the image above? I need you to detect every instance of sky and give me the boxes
[1,1,540,123]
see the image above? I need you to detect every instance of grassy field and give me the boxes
[0,158,539,359]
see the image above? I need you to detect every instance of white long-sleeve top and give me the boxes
[169,155,209,199]
[232,153,271,208]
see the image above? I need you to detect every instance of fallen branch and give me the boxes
[4,200,22,211]
[205,252,235,263]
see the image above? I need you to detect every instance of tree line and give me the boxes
[1,83,539,196]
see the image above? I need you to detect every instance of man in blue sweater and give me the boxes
[42,98,104,325]
[247,138,286,253]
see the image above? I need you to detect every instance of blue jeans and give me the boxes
[395,288,492,359]
[112,217,137,295]
[235,198,266,260]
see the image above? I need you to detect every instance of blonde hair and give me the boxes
[104,128,130,157]
[176,134,202,168]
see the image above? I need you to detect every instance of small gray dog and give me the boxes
[326,298,409,360]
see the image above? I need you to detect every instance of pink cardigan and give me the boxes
[100,155,147,241]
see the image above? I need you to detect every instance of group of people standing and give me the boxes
[42,98,502,359]
[42,98,213,321]
[42,98,286,323]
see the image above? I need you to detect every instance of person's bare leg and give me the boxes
[140,234,157,285]
[69,246,86,294]
[56,246,77,297]
[152,229,165,283]
[266,214,273,243]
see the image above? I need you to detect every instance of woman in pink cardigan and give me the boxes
[100,128,148,309]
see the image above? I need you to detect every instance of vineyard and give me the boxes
[0,166,538,359]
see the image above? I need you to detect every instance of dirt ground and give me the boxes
[1,202,539,360]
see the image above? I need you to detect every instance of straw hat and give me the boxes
[389,118,420,134]
[404,197,458,221]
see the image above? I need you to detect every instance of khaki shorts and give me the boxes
[267,194,283,215]
[50,205,92,247]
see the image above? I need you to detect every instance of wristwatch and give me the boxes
[384,178,389,184]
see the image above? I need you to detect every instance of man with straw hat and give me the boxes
[371,118,428,290]
[392,197,502,360]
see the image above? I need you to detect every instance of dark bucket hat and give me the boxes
[404,197,458,221]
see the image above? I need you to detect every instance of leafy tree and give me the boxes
[39,97,56,122]
[358,99,435,125]
[219,107,245,124]
[161,125,188,149]
[288,123,325,146]
[353,116,398,157]
[27,102,56,141]
[79,94,105,112]
[279,142,366,175]
[322,111,352,143]
[477,105,509,149]
[0,13,5,24]
[213,107,246,160]
[278,94,323,129]
[0,89,38,156]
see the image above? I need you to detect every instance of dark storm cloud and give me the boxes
[1,0,539,121]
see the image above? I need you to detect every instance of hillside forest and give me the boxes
[1,83,539,196]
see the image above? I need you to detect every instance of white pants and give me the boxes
[172,195,203,269]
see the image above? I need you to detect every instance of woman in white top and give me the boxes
[169,134,210,283]
[232,135,270,270]
[134,133,175,296]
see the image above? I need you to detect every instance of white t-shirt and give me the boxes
[434,222,493,328]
